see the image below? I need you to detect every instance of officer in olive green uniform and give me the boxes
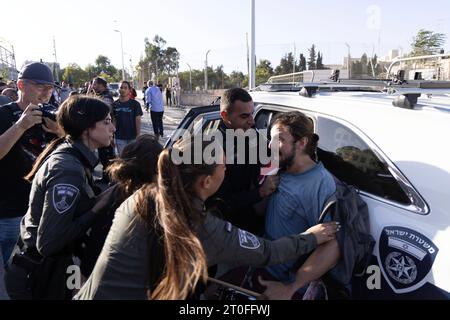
[74,196,318,300]
[5,139,107,300]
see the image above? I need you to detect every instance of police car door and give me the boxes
[252,104,449,299]
[314,115,449,300]
[165,105,221,148]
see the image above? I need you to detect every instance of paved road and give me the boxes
[93,98,192,181]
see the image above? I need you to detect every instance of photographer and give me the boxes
[0,63,63,287]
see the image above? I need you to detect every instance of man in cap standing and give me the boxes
[0,62,63,295]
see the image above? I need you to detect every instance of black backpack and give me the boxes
[319,176,376,285]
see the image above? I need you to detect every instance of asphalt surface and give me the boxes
[93,97,191,182]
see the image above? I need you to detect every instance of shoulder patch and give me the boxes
[238,229,261,250]
[52,184,80,214]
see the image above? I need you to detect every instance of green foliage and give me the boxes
[61,63,88,87]
[93,55,119,80]
[351,53,382,79]
[308,44,317,70]
[256,59,274,85]
[411,29,446,56]
[0,68,9,80]
[275,52,297,75]
[299,54,307,71]
[316,52,324,69]
[142,35,180,81]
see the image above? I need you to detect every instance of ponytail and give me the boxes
[149,149,207,300]
[25,137,65,182]
[136,138,219,300]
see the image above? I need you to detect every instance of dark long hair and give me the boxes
[25,95,110,181]
[136,137,221,300]
[106,134,163,197]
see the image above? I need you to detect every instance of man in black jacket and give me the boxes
[92,77,115,183]
[206,88,279,235]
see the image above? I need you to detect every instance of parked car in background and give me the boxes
[108,82,120,97]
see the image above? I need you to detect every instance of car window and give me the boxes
[316,116,410,204]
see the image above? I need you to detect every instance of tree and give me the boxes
[92,55,119,80]
[369,54,383,77]
[61,63,88,88]
[411,29,446,56]
[275,52,297,75]
[351,60,362,78]
[228,71,245,88]
[256,59,274,85]
[142,35,180,82]
[299,54,307,71]
[160,47,180,76]
[360,53,368,75]
[144,35,166,80]
[316,52,324,69]
[308,44,317,70]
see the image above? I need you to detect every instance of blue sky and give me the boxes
[2,0,449,74]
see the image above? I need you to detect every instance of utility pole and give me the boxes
[246,33,250,80]
[186,63,192,92]
[249,0,256,89]
[345,43,351,79]
[114,29,125,80]
[205,49,211,91]
[293,42,296,82]
[53,36,59,82]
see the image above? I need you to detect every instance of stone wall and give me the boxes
[180,89,226,106]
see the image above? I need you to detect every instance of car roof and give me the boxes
[250,90,450,206]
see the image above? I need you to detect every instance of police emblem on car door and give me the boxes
[378,226,439,294]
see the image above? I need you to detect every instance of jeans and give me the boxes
[0,217,22,267]
[115,139,134,155]
[0,216,21,300]
[150,111,164,136]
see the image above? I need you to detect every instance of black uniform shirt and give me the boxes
[0,103,48,219]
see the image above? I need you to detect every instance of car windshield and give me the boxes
[109,84,119,89]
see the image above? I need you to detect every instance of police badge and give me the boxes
[52,184,80,214]
[378,226,439,294]
[238,229,261,250]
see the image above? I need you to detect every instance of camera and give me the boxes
[38,103,57,122]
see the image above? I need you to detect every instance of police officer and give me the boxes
[5,95,116,300]
[207,88,280,235]
[74,137,339,300]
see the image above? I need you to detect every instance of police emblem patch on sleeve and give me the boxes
[52,184,80,214]
[238,229,261,250]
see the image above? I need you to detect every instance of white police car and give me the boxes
[169,73,450,299]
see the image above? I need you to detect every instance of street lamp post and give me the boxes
[186,63,192,92]
[205,49,211,91]
[249,0,256,89]
[345,43,351,79]
[114,29,125,80]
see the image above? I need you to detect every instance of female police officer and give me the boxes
[74,136,339,300]
[5,95,115,299]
